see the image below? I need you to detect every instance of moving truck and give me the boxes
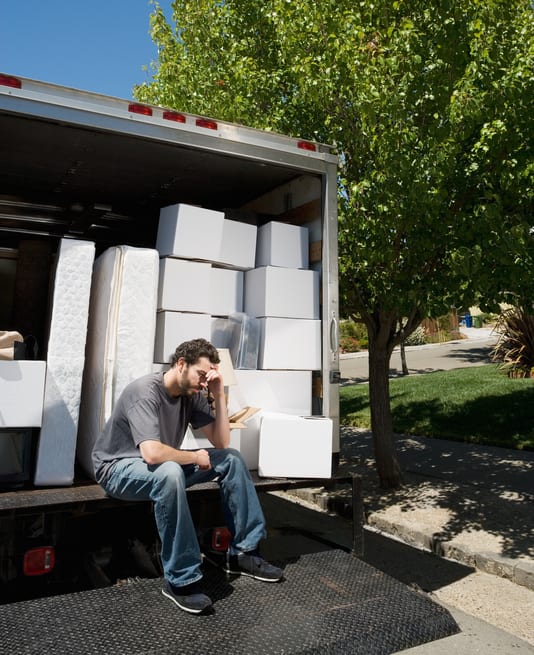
[0,73,340,599]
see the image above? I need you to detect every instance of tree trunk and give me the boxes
[368,332,403,488]
[400,340,409,375]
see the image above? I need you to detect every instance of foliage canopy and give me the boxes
[137,0,534,486]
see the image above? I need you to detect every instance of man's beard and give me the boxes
[178,374,202,396]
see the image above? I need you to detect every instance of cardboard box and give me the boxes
[255,221,309,269]
[158,258,211,313]
[229,413,262,469]
[154,312,212,363]
[258,412,332,478]
[244,266,319,319]
[218,219,257,270]
[0,361,46,427]
[258,318,321,370]
[228,370,312,416]
[210,267,244,317]
[156,203,224,261]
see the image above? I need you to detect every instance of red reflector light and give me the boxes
[0,74,22,89]
[23,546,55,576]
[128,103,153,116]
[211,526,231,552]
[162,110,186,123]
[195,118,218,130]
[297,140,317,151]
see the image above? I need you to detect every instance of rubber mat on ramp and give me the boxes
[0,550,459,655]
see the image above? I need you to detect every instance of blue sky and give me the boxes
[1,0,174,99]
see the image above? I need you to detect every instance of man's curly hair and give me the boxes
[170,338,220,367]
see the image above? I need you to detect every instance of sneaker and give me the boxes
[161,580,212,614]
[225,550,283,582]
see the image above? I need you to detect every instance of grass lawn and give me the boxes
[339,364,534,450]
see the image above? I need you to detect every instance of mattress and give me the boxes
[34,239,95,486]
[76,246,159,479]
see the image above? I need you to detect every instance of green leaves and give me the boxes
[137,0,533,336]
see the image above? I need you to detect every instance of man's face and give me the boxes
[177,356,212,396]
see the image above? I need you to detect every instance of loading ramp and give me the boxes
[0,549,458,655]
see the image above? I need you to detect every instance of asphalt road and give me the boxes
[339,329,498,382]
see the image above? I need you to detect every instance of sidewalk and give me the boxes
[329,325,534,591]
[331,429,534,590]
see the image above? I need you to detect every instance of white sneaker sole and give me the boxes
[161,588,211,614]
[224,566,282,582]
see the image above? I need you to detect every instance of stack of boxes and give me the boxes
[246,220,321,370]
[154,204,256,363]
[154,203,331,477]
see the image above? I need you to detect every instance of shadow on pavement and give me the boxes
[340,429,534,562]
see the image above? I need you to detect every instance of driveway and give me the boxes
[339,327,499,382]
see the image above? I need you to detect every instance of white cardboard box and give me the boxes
[258,412,332,478]
[218,219,257,270]
[158,258,211,313]
[228,370,312,416]
[258,318,321,370]
[156,203,224,261]
[255,221,309,269]
[229,414,262,469]
[210,267,244,317]
[0,361,46,427]
[245,266,319,319]
[154,311,212,363]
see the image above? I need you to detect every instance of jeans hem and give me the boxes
[166,572,203,588]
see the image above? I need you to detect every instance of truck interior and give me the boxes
[0,112,315,251]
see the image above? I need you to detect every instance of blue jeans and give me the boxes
[99,448,267,587]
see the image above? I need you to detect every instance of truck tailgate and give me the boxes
[0,549,459,655]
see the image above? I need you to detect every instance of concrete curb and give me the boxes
[366,513,534,591]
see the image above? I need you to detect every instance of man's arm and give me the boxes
[200,367,231,449]
[139,440,212,470]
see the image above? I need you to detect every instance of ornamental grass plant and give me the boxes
[490,306,534,378]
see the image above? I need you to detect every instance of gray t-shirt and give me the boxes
[92,372,214,483]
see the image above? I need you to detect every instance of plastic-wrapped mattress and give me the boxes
[34,239,95,486]
[76,246,159,479]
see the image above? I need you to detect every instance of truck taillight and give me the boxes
[0,73,22,89]
[163,110,186,123]
[297,140,317,152]
[23,546,55,576]
[128,103,153,116]
[196,118,218,130]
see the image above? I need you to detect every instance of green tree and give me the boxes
[136,0,534,488]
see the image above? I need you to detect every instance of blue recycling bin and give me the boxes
[463,314,473,327]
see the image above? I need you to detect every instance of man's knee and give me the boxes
[217,447,244,463]
[226,447,243,460]
[212,447,248,474]
[152,460,187,492]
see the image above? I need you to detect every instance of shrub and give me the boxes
[404,326,426,346]
[491,306,534,378]
[339,319,368,352]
